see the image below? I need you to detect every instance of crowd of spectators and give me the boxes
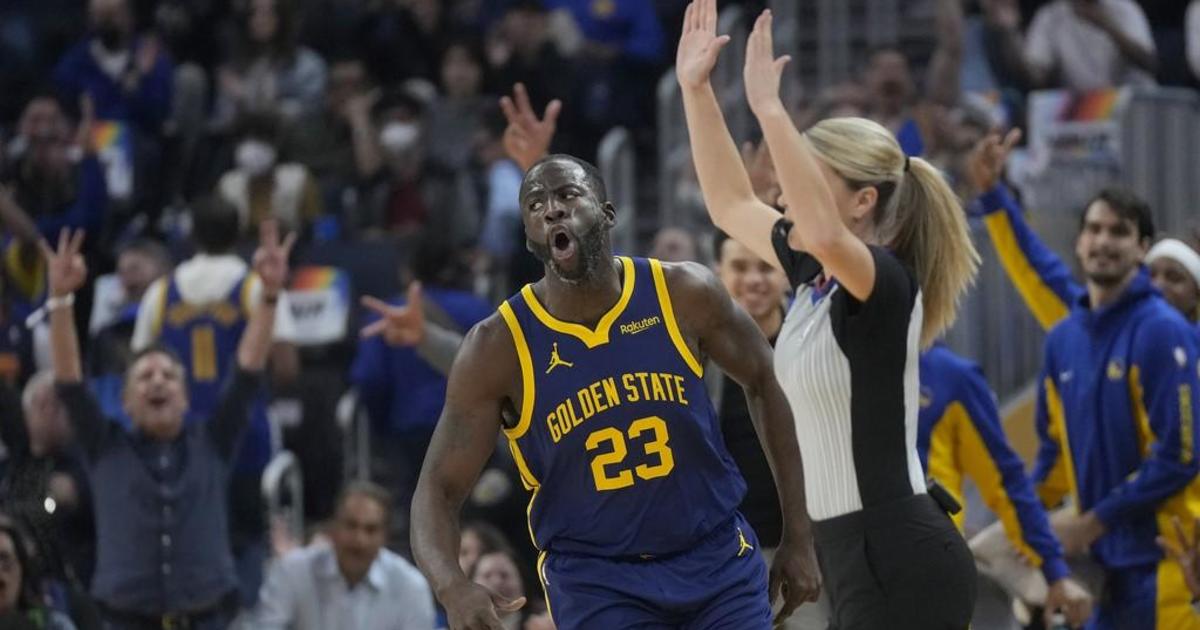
[0,0,1198,629]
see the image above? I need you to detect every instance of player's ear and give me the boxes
[603,201,617,227]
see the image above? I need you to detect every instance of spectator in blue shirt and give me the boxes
[52,0,173,133]
[544,0,664,64]
[352,236,492,548]
[544,0,665,147]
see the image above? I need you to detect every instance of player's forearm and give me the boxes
[745,377,812,536]
[411,479,473,601]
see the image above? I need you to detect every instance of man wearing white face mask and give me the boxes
[358,88,478,244]
[218,112,324,238]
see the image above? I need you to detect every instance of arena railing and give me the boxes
[597,126,637,255]
[262,450,305,547]
[657,5,751,232]
[337,388,371,482]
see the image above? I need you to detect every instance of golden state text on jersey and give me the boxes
[498,257,746,557]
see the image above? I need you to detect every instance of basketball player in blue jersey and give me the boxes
[410,154,822,630]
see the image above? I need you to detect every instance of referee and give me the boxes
[678,4,980,627]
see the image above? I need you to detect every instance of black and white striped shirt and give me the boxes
[770,219,927,521]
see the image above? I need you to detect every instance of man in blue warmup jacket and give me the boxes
[967,133,1200,629]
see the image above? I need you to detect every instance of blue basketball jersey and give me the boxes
[498,257,746,557]
[153,275,252,419]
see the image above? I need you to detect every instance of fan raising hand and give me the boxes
[675,0,732,90]
[39,229,88,298]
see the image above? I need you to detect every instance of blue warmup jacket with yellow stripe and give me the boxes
[1034,271,1200,569]
[918,343,1069,583]
[974,185,1200,570]
[972,184,1083,329]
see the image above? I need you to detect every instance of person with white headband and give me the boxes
[1145,238,1200,326]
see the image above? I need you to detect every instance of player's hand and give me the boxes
[360,282,426,346]
[1044,577,1093,628]
[442,580,526,630]
[769,532,822,626]
[499,83,561,172]
[1157,516,1200,598]
[965,128,1021,196]
[252,219,297,299]
[39,229,88,297]
[675,0,731,90]
[743,10,791,119]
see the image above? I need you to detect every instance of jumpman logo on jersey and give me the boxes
[736,527,754,557]
[545,342,574,374]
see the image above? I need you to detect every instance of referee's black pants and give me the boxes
[813,493,977,630]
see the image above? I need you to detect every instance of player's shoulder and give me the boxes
[462,309,515,351]
[653,258,723,301]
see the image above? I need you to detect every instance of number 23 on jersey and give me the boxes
[586,416,675,491]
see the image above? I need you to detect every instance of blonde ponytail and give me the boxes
[892,157,979,347]
[805,118,979,347]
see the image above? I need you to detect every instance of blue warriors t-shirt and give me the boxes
[498,257,746,557]
[152,275,271,472]
[155,276,252,415]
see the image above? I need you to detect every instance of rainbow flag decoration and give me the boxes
[290,266,350,296]
[1051,89,1120,123]
[90,120,133,155]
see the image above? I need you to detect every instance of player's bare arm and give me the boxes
[659,260,822,623]
[411,315,527,630]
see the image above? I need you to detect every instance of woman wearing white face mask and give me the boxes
[218,112,323,238]
[355,89,480,243]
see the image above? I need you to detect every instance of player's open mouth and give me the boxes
[549,227,577,262]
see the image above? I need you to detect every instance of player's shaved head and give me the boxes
[523,154,608,205]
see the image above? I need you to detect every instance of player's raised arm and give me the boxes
[660,261,821,624]
[677,0,783,269]
[410,316,527,630]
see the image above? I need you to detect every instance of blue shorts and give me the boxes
[538,513,771,630]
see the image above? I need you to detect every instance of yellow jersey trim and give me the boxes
[4,242,44,301]
[149,277,169,340]
[951,402,1044,567]
[649,259,703,378]
[519,257,635,349]
[1129,366,1156,459]
[926,405,965,530]
[1041,377,1079,507]
[498,302,535,440]
[241,272,258,317]
[505,438,542,551]
[983,212,1070,331]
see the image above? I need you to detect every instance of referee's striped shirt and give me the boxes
[770,219,927,521]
